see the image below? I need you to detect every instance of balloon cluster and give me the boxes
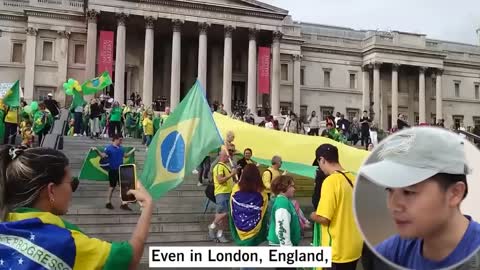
[63,79,82,96]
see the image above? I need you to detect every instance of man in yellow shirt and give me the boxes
[208,150,237,243]
[4,106,18,144]
[142,113,154,150]
[262,155,283,198]
[310,144,363,270]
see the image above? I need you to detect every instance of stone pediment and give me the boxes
[136,0,288,17]
[189,0,288,14]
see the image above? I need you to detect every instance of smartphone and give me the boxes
[119,164,137,203]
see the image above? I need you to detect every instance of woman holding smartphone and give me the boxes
[0,146,153,269]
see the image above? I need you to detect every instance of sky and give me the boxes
[262,0,480,45]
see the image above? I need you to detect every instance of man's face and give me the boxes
[113,138,123,146]
[386,179,451,239]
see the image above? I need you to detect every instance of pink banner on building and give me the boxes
[257,46,271,94]
[97,31,114,74]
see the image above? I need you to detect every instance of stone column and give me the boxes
[24,27,38,102]
[391,64,400,128]
[57,31,70,106]
[222,26,234,114]
[85,10,98,80]
[373,62,381,124]
[271,31,282,116]
[170,19,183,110]
[361,65,370,112]
[143,16,155,108]
[293,54,302,115]
[198,22,209,91]
[419,67,427,124]
[114,13,127,104]
[247,28,258,114]
[435,69,443,123]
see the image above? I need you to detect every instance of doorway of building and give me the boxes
[232,81,246,114]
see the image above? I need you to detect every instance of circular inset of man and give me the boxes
[354,127,480,270]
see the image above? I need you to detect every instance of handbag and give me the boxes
[204,183,216,203]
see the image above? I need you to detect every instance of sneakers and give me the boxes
[208,224,216,240]
[105,203,114,209]
[216,235,230,243]
[120,204,132,211]
[197,182,204,187]
[192,169,199,175]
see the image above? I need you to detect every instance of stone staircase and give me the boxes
[60,136,315,266]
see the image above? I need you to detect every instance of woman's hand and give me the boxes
[127,181,152,208]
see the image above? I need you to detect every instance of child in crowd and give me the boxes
[21,121,33,148]
[267,175,302,247]
[67,119,75,136]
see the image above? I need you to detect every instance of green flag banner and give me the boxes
[81,71,112,95]
[141,80,223,200]
[2,80,20,107]
[79,146,135,181]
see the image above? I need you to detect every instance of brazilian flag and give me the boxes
[3,80,20,107]
[81,71,112,95]
[141,80,223,199]
[78,147,135,181]
[229,184,269,246]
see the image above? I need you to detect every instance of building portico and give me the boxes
[84,0,288,113]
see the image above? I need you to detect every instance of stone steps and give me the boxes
[60,136,316,263]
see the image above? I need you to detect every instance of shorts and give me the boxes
[215,193,230,214]
[109,169,119,188]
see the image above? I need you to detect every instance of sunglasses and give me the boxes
[70,177,79,192]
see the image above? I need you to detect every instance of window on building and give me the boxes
[74,44,85,64]
[475,84,479,100]
[42,41,53,61]
[300,67,305,85]
[35,87,54,101]
[233,53,242,72]
[414,113,419,126]
[11,43,23,63]
[454,82,460,98]
[280,102,292,116]
[346,108,360,122]
[452,115,464,130]
[349,73,357,89]
[281,64,288,81]
[324,70,331,87]
[473,117,480,128]
[320,106,334,121]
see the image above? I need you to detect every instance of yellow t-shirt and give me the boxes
[261,167,280,194]
[5,108,18,124]
[316,171,363,263]
[142,118,154,136]
[213,162,233,195]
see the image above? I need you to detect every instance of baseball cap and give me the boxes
[315,144,338,161]
[47,93,53,97]
[359,127,469,188]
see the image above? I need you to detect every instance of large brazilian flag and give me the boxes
[213,113,369,178]
[141,80,223,199]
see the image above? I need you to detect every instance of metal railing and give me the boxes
[0,0,83,12]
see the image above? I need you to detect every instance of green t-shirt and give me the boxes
[110,107,122,122]
[267,195,301,246]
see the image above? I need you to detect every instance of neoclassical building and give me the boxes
[1,0,480,130]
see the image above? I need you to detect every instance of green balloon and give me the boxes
[66,89,73,96]
[30,101,38,112]
[23,105,32,114]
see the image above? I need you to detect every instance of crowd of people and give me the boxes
[201,130,363,269]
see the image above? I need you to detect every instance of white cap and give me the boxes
[47,93,53,97]
[359,127,469,188]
